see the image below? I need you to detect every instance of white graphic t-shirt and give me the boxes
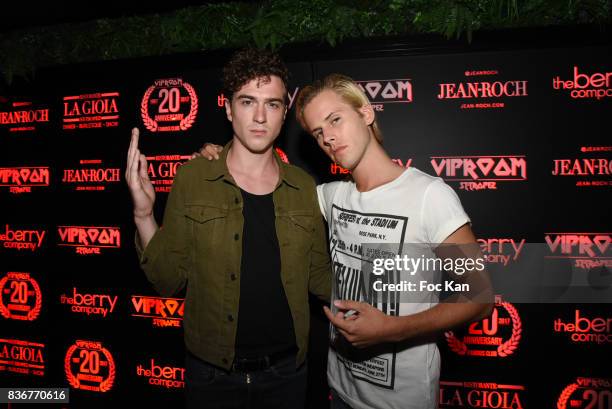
[317,167,470,409]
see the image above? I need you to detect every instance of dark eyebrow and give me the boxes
[265,97,285,104]
[235,94,285,104]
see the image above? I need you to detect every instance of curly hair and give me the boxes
[222,48,289,102]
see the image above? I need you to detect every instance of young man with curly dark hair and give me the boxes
[126,48,331,409]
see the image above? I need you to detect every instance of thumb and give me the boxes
[334,299,367,312]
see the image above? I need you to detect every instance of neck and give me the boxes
[351,141,404,192]
[226,137,277,176]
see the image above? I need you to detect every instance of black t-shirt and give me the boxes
[235,188,296,358]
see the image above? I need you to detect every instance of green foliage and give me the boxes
[0,0,609,84]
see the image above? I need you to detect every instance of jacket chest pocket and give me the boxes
[185,204,229,254]
[279,210,314,258]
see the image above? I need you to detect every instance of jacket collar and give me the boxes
[204,139,301,190]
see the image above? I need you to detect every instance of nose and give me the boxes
[322,128,335,147]
[254,103,266,124]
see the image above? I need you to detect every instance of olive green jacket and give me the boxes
[136,141,331,370]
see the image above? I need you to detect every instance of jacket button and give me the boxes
[222,358,228,364]
[230,274,237,281]
[228,315,234,322]
[234,197,239,204]
[234,233,239,241]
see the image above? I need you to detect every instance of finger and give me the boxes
[201,145,219,160]
[128,129,141,183]
[131,128,140,163]
[323,305,336,322]
[323,306,348,330]
[129,147,141,186]
[126,129,137,179]
[139,154,149,180]
[334,300,367,312]
[205,144,220,159]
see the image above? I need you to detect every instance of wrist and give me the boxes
[385,316,406,343]
[134,212,154,225]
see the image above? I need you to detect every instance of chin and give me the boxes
[246,140,274,154]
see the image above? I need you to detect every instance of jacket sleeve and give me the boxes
[308,185,332,302]
[135,167,190,297]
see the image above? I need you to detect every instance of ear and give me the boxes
[283,105,288,121]
[359,104,375,126]
[225,99,233,122]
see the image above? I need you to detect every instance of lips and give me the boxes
[332,146,347,155]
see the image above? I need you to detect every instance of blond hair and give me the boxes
[295,73,383,144]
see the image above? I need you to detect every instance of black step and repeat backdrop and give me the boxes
[1,38,610,408]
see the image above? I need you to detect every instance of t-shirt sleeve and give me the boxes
[317,182,340,222]
[421,179,471,245]
[316,184,327,221]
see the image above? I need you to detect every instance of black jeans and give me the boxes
[185,351,307,409]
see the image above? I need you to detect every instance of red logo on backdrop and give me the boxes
[60,287,118,318]
[0,338,45,376]
[356,79,413,112]
[136,358,185,389]
[0,166,50,194]
[439,380,525,408]
[63,92,119,130]
[146,155,190,193]
[275,147,289,164]
[57,226,121,255]
[445,295,522,357]
[554,309,612,344]
[478,238,526,266]
[545,233,611,270]
[0,225,46,252]
[553,66,612,100]
[65,340,115,392]
[62,159,120,191]
[430,155,527,190]
[557,378,612,409]
[131,295,184,328]
[141,78,198,132]
[0,101,50,132]
[0,272,42,321]
[552,146,612,187]
[330,158,411,176]
[438,70,528,109]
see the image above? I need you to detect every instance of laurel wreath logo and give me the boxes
[179,83,198,131]
[140,86,157,132]
[65,343,116,392]
[0,275,42,321]
[141,81,198,132]
[556,383,578,409]
[445,300,522,357]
